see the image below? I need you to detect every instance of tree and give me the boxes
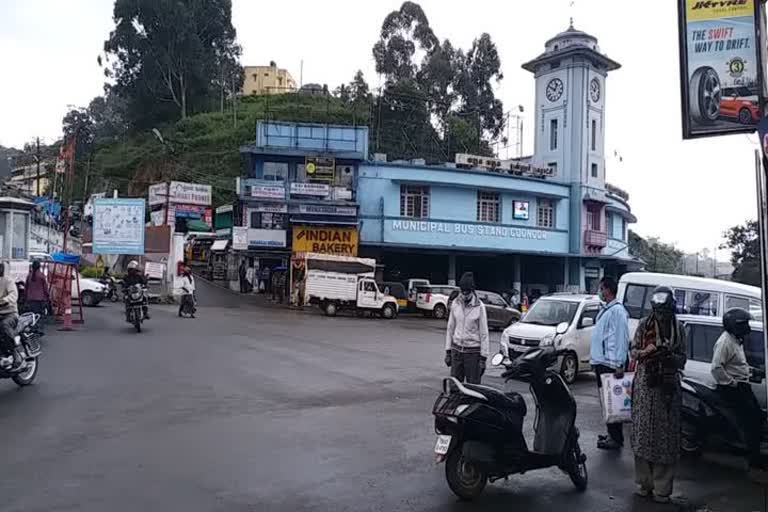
[454,33,505,139]
[722,220,760,286]
[629,230,684,274]
[372,1,439,83]
[102,0,242,126]
[417,39,459,129]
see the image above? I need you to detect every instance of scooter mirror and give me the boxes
[490,353,504,366]
[556,322,569,335]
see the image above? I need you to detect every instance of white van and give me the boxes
[617,272,762,336]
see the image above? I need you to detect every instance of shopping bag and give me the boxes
[600,372,635,424]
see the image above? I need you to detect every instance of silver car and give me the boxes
[681,316,766,409]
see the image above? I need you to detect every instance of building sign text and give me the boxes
[391,219,547,240]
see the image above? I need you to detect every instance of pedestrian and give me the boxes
[178,266,196,318]
[238,260,248,294]
[444,272,489,384]
[711,307,765,474]
[276,270,286,304]
[24,261,50,322]
[262,266,272,295]
[590,276,630,450]
[630,286,687,504]
[245,264,255,293]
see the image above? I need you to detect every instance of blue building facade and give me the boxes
[356,24,639,294]
[237,121,367,268]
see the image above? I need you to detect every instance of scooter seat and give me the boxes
[464,384,527,417]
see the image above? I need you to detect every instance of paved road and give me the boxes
[0,282,764,511]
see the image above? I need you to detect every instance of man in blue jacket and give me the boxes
[591,276,630,450]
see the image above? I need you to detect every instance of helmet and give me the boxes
[127,260,139,271]
[650,286,675,314]
[723,307,752,339]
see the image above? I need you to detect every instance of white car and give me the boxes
[500,294,601,384]
[416,285,458,319]
[27,252,106,307]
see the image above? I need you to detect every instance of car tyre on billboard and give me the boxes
[689,66,721,125]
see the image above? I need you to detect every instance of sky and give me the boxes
[0,0,761,255]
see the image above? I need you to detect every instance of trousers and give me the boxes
[593,364,625,445]
[0,313,18,355]
[451,350,482,384]
[717,382,764,467]
[635,455,676,497]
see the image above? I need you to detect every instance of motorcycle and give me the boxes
[0,312,43,387]
[124,284,147,332]
[100,276,122,303]
[432,322,587,500]
[681,369,767,460]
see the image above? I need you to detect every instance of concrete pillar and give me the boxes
[448,254,457,286]
[563,257,570,291]
[513,255,522,294]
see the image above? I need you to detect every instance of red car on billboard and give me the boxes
[719,86,760,125]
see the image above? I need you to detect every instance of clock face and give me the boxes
[545,78,564,102]
[590,78,601,103]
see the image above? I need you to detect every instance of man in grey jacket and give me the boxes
[0,263,19,369]
[444,272,489,384]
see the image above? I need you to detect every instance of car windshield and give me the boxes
[521,299,580,326]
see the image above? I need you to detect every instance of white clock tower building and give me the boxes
[523,22,622,289]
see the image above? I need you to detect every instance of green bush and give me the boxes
[80,266,102,278]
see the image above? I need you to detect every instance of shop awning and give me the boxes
[187,220,211,232]
[211,240,229,251]
[289,217,358,226]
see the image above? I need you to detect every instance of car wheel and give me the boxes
[381,303,396,319]
[81,291,96,307]
[324,302,338,317]
[433,304,447,320]
[689,66,721,125]
[560,352,579,385]
[739,107,753,124]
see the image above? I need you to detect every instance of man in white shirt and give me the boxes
[178,267,196,318]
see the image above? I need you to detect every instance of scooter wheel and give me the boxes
[567,441,588,491]
[445,447,487,501]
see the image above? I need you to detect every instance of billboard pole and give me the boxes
[756,150,768,400]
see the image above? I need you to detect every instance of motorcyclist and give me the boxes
[122,260,150,320]
[179,267,196,318]
[0,263,20,369]
[711,307,765,471]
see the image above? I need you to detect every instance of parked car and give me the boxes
[25,252,106,307]
[500,294,600,384]
[404,278,430,307]
[681,316,766,409]
[719,86,760,124]
[378,282,408,309]
[416,285,458,319]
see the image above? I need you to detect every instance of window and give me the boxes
[591,163,598,179]
[623,284,654,319]
[725,295,763,321]
[677,290,720,316]
[537,199,555,228]
[483,292,507,307]
[550,119,558,150]
[263,162,288,181]
[548,162,557,175]
[591,120,597,151]
[744,330,766,369]
[250,212,285,230]
[477,191,500,223]
[606,214,614,238]
[586,206,601,230]
[621,218,627,240]
[11,212,26,260]
[363,281,376,292]
[579,305,600,328]
[400,185,430,218]
[688,323,722,363]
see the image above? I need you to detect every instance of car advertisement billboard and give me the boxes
[677,0,763,138]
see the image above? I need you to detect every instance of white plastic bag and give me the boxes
[600,372,634,424]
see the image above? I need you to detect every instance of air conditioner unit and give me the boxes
[373,153,387,162]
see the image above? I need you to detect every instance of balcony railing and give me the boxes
[584,229,607,248]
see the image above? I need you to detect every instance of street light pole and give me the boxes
[35,137,40,197]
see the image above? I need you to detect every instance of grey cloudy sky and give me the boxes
[0,0,759,254]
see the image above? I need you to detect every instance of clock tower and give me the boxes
[522,22,621,261]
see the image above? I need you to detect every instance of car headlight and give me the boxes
[540,334,555,346]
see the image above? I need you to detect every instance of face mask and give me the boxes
[461,291,472,302]
[598,290,605,302]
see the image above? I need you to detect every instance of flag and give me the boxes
[55,137,75,174]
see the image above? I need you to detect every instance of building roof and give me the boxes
[522,21,621,73]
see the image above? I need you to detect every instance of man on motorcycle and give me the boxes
[711,307,765,471]
[122,260,150,319]
[0,262,20,369]
[179,267,196,318]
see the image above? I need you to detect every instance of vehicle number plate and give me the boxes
[511,344,527,352]
[434,434,451,455]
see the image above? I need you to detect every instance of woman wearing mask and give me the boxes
[630,286,687,504]
[25,261,49,321]
[444,272,489,384]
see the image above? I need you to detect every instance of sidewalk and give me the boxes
[193,274,298,310]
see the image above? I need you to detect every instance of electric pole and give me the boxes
[35,137,41,197]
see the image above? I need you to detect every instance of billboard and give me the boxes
[92,198,146,255]
[168,181,212,206]
[678,0,763,138]
[292,225,358,256]
[148,183,168,206]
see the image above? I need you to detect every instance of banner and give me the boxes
[92,198,146,255]
[290,182,330,197]
[305,156,335,182]
[148,183,168,206]
[292,225,358,255]
[678,0,762,138]
[168,181,212,206]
